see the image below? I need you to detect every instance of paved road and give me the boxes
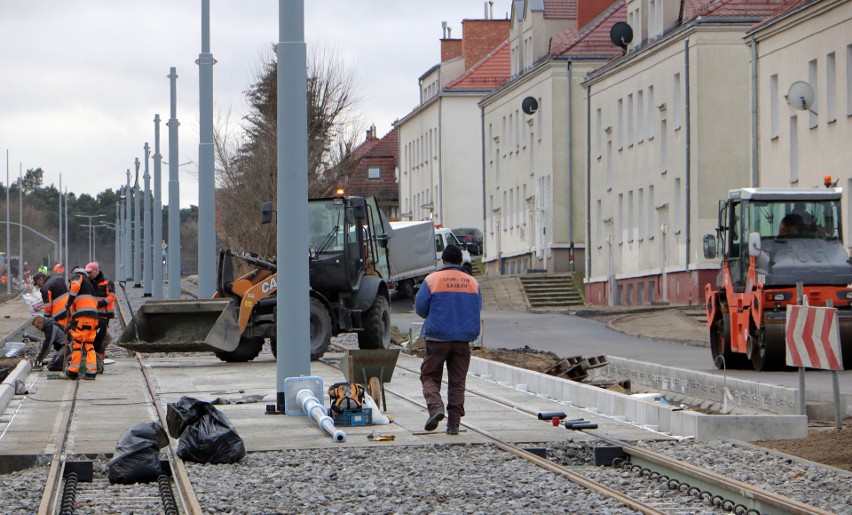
[391,296,852,400]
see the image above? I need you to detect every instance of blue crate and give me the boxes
[329,408,372,426]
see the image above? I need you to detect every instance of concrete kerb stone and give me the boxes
[0,359,32,415]
[467,356,808,441]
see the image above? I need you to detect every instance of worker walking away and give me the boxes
[415,244,482,435]
[86,262,115,372]
[66,266,100,380]
[31,315,70,372]
[32,271,69,328]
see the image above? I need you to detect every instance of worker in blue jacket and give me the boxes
[415,244,482,435]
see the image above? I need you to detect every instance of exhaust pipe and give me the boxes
[297,388,346,443]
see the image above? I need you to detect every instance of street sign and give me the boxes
[785,304,843,370]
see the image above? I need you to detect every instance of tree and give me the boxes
[20,168,44,194]
[215,44,364,257]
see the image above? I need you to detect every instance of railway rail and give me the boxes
[34,287,201,515]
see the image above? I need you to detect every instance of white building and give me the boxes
[480,0,624,275]
[584,0,787,306]
[396,18,509,231]
[746,0,852,241]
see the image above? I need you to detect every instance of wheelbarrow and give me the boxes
[340,349,400,412]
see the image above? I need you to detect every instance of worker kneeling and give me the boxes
[66,267,100,380]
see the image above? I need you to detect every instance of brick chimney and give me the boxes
[460,19,509,70]
[441,38,463,62]
[577,0,613,30]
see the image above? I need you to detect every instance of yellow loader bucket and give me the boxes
[118,299,242,353]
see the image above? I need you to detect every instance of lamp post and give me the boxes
[74,214,107,262]
[99,220,119,281]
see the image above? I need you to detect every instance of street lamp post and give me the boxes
[74,214,107,263]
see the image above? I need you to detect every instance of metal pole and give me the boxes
[114,202,120,281]
[18,163,22,289]
[796,282,806,415]
[153,114,164,300]
[58,173,63,274]
[6,150,10,294]
[277,0,311,410]
[125,171,132,280]
[143,143,152,297]
[63,187,68,281]
[133,158,142,287]
[167,67,182,300]
[197,0,216,299]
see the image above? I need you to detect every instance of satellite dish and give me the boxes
[786,81,815,111]
[610,22,633,49]
[522,96,538,115]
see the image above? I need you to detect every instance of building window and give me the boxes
[628,190,634,242]
[618,193,624,244]
[489,195,494,235]
[673,73,681,130]
[627,94,634,147]
[596,199,602,247]
[617,98,624,150]
[637,90,644,143]
[648,185,655,239]
[674,178,682,233]
[638,188,644,241]
[529,132,535,176]
[808,59,818,129]
[827,52,836,123]
[606,140,613,190]
[770,74,779,139]
[596,108,603,158]
[647,85,655,140]
[790,115,799,183]
[367,166,381,180]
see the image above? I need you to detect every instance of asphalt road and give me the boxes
[391,296,852,400]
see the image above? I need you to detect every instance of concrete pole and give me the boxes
[58,173,62,274]
[143,143,152,297]
[167,67,182,300]
[125,171,132,281]
[63,187,68,281]
[277,0,311,409]
[18,163,22,287]
[153,114,164,300]
[197,0,216,299]
[133,158,142,287]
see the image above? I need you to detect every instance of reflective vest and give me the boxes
[91,272,116,319]
[67,272,99,322]
[41,275,69,326]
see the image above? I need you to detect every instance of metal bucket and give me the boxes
[118,299,241,353]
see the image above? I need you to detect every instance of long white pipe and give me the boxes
[297,389,346,443]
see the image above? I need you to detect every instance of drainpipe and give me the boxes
[480,103,487,261]
[584,83,592,294]
[749,37,759,187]
[567,62,575,272]
[297,389,346,443]
[684,38,692,302]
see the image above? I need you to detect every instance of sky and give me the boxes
[0,1,501,208]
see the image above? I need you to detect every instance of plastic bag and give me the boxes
[22,292,43,314]
[363,394,390,425]
[166,396,207,438]
[168,396,246,464]
[106,441,162,484]
[116,421,169,454]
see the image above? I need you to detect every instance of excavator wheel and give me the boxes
[358,295,391,350]
[214,337,265,363]
[310,297,332,360]
[710,312,749,370]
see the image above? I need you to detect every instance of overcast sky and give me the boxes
[0,1,499,208]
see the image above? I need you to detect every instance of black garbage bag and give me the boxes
[168,397,245,464]
[106,441,162,484]
[166,396,208,438]
[116,421,169,454]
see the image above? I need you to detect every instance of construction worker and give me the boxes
[86,262,115,370]
[38,263,49,276]
[66,266,100,380]
[32,271,69,328]
[31,315,69,372]
[53,263,65,275]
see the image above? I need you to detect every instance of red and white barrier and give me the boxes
[785,305,843,370]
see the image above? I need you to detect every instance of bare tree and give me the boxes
[215,43,364,257]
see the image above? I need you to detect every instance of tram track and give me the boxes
[324,342,830,515]
[33,285,201,515]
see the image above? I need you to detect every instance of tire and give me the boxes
[310,297,332,360]
[214,336,265,363]
[358,295,391,350]
[709,312,749,370]
[398,280,415,299]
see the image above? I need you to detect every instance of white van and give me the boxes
[435,227,473,274]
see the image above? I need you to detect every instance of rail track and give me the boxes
[35,288,201,515]
[323,342,829,515]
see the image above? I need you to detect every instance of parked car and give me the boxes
[451,227,483,256]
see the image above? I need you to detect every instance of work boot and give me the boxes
[424,411,445,431]
[446,423,460,435]
[83,374,96,381]
[64,371,79,380]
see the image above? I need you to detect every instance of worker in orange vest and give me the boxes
[86,262,115,371]
[65,267,100,380]
[32,272,69,328]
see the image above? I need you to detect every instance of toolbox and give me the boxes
[329,408,372,426]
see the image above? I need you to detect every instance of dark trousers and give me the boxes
[93,317,109,354]
[420,340,471,424]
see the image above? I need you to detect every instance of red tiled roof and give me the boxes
[544,0,578,19]
[365,127,398,158]
[750,0,810,29]
[551,0,626,57]
[446,39,511,90]
[687,0,790,20]
[349,135,381,162]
